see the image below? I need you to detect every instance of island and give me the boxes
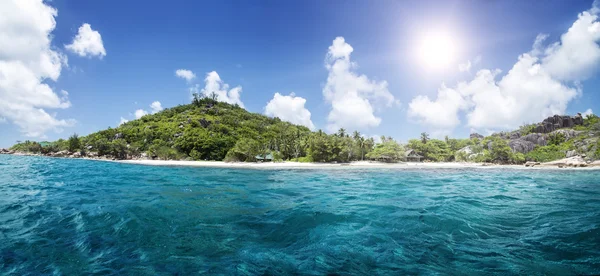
[2,95,600,169]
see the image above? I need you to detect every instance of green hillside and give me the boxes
[7,95,600,164]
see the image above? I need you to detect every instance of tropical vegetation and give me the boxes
[7,95,600,164]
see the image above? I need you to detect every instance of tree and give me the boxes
[111,139,128,159]
[225,138,261,162]
[210,92,218,102]
[420,132,430,144]
[366,140,405,162]
[68,133,81,152]
[337,128,346,138]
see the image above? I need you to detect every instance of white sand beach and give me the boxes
[116,159,600,170]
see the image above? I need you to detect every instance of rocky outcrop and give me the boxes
[199,118,211,128]
[509,139,536,153]
[470,133,484,139]
[507,115,584,154]
[541,156,588,168]
[525,161,540,167]
[509,133,547,153]
[533,114,583,134]
[550,129,580,140]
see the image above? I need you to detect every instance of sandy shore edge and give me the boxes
[116,159,600,170]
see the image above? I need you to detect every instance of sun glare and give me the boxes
[415,31,458,70]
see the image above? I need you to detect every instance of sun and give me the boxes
[415,31,458,70]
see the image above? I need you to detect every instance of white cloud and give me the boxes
[201,71,244,107]
[134,109,148,119]
[65,23,106,58]
[264,92,315,129]
[150,101,163,114]
[175,69,196,82]
[0,0,75,137]
[123,101,161,122]
[458,60,471,72]
[408,83,468,134]
[541,9,600,81]
[458,55,481,72]
[408,3,599,133]
[583,108,594,116]
[323,37,395,132]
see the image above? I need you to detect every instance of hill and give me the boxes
[3,95,600,164]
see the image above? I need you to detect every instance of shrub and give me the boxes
[548,132,566,146]
[296,155,314,163]
[525,145,566,162]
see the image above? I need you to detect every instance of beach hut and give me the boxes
[405,149,423,162]
[255,153,273,162]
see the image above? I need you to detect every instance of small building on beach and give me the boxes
[405,149,423,162]
[255,153,273,162]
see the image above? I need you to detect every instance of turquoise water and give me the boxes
[1,155,599,275]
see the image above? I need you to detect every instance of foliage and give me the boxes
[547,132,566,146]
[420,132,430,144]
[365,140,405,162]
[407,139,453,161]
[10,140,42,153]
[525,145,566,162]
[10,93,597,163]
[224,138,261,162]
[489,137,511,162]
[295,156,314,163]
[68,133,81,152]
[519,123,537,136]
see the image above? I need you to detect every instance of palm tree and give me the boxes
[337,128,346,138]
[420,132,430,144]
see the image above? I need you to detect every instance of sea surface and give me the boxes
[1,155,599,275]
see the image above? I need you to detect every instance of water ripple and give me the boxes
[1,155,600,274]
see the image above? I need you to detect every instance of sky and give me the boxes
[1,0,600,147]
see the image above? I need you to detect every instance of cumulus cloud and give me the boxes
[134,109,148,119]
[0,0,75,137]
[175,69,196,82]
[65,23,106,58]
[150,101,163,114]
[583,108,594,116]
[264,92,315,129]
[200,71,244,107]
[408,3,600,133]
[323,37,396,132]
[122,101,162,123]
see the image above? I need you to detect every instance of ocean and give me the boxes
[1,155,599,275]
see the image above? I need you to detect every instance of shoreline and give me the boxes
[116,159,600,170]
[2,152,600,170]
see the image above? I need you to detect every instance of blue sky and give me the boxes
[1,0,599,147]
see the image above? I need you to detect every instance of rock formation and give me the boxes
[533,114,583,134]
[507,114,584,153]
[470,133,484,139]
